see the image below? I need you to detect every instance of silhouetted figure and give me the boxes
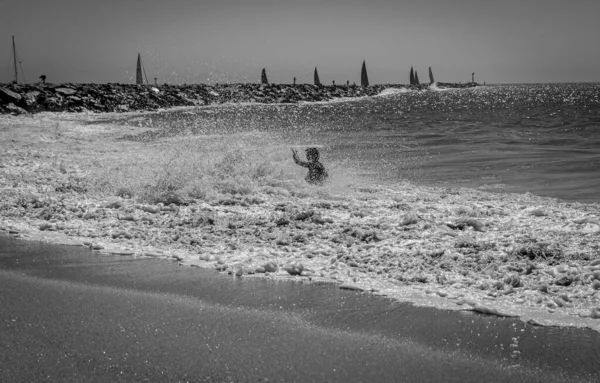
[472,72,475,83]
[39,75,46,84]
[332,80,335,86]
[293,77,296,85]
[346,80,349,86]
[292,148,328,185]
[154,77,158,86]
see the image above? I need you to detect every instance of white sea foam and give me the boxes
[375,87,412,97]
[428,82,454,92]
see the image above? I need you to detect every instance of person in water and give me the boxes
[292,147,328,184]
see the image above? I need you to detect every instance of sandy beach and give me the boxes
[1,109,599,332]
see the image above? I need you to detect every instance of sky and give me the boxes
[1,0,599,85]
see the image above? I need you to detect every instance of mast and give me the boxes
[12,36,18,83]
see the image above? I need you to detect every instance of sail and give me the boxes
[414,70,420,85]
[409,67,415,85]
[314,67,321,86]
[429,67,435,84]
[136,53,143,85]
[361,60,369,87]
[261,68,269,85]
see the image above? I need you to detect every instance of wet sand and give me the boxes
[2,235,598,382]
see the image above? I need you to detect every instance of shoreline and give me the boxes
[0,81,478,115]
[1,109,599,333]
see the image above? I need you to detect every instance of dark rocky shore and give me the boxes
[0,82,478,115]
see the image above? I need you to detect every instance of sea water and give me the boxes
[130,83,600,203]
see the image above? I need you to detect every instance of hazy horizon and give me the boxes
[1,0,599,85]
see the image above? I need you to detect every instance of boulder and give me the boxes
[55,87,77,96]
[0,87,23,105]
[5,103,28,115]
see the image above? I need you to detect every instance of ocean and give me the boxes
[136,83,600,204]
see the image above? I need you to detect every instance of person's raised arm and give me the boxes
[292,148,309,167]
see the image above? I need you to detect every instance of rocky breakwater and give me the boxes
[0,82,395,115]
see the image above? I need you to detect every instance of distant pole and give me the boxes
[12,36,18,83]
[472,72,475,83]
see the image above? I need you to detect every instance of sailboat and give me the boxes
[136,53,149,85]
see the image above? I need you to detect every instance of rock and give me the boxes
[591,309,600,319]
[6,103,28,115]
[255,266,266,274]
[0,87,23,104]
[39,222,51,231]
[55,87,77,96]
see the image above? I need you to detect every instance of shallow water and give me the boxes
[1,235,599,381]
[123,83,600,203]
